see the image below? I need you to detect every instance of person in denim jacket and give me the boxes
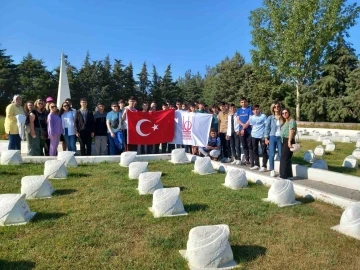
[264,102,283,177]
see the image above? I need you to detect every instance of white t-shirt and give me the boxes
[275,119,281,136]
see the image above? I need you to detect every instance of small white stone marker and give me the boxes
[342,136,351,143]
[119,151,137,167]
[0,194,36,226]
[302,129,309,135]
[263,180,301,207]
[317,135,325,142]
[149,187,187,218]
[223,168,248,190]
[314,145,325,156]
[179,224,238,270]
[311,159,328,170]
[356,139,360,148]
[342,155,358,169]
[0,150,23,165]
[325,131,332,136]
[169,148,190,164]
[193,157,216,175]
[138,172,163,195]
[352,148,360,160]
[333,132,340,137]
[322,138,332,146]
[57,151,77,167]
[21,175,54,199]
[357,132,360,138]
[303,150,316,163]
[325,142,336,152]
[128,162,148,180]
[332,203,360,240]
[44,160,68,179]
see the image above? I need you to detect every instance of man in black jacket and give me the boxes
[74,98,94,155]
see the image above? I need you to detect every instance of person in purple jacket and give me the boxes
[47,103,63,156]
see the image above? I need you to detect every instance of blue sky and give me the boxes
[1,0,359,79]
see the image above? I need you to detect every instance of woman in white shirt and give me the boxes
[60,102,77,152]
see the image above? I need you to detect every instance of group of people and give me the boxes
[4,95,297,179]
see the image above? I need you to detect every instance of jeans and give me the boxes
[269,136,282,171]
[239,130,253,164]
[8,134,21,150]
[108,133,120,155]
[280,138,295,179]
[219,132,229,158]
[63,128,77,152]
[252,138,268,168]
[229,132,241,160]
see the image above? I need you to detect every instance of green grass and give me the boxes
[0,116,5,138]
[294,140,360,176]
[1,161,360,269]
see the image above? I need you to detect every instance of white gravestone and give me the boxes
[44,160,68,179]
[119,151,137,167]
[322,138,332,146]
[0,150,23,165]
[223,169,248,190]
[149,187,187,218]
[298,130,303,135]
[325,142,336,152]
[128,162,148,180]
[314,145,325,157]
[333,132,339,137]
[21,175,54,199]
[357,132,360,138]
[311,159,328,170]
[317,135,325,142]
[0,194,36,226]
[57,151,77,167]
[342,136,351,143]
[193,157,216,175]
[332,203,360,240]
[325,131,332,136]
[138,172,163,195]
[179,224,238,270]
[342,155,358,169]
[303,150,316,163]
[352,148,360,160]
[169,148,190,164]
[356,139,360,148]
[263,180,301,207]
[302,129,309,135]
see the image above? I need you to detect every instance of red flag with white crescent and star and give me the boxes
[127,109,175,144]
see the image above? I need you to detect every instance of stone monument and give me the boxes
[169,148,190,164]
[311,159,328,170]
[0,150,23,165]
[138,172,163,195]
[356,139,360,148]
[317,135,325,142]
[314,145,325,157]
[149,187,187,218]
[193,157,216,175]
[325,131,332,136]
[21,175,54,199]
[322,138,332,146]
[0,194,36,226]
[223,168,248,190]
[119,151,137,167]
[128,162,148,180]
[57,151,77,167]
[333,132,340,137]
[179,224,238,269]
[343,155,358,168]
[352,148,360,160]
[332,203,360,240]
[44,160,68,179]
[263,179,301,207]
[303,150,316,163]
[342,136,351,143]
[325,142,336,152]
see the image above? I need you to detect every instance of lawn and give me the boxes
[1,161,360,269]
[293,140,360,176]
[0,116,6,139]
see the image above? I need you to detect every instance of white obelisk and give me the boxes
[56,52,71,108]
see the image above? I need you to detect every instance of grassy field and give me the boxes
[1,161,360,269]
[293,140,360,176]
[0,116,5,139]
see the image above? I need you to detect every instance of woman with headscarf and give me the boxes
[4,95,25,150]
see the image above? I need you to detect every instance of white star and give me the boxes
[152,124,159,131]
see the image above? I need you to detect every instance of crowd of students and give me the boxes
[4,95,297,179]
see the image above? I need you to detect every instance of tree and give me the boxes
[177,70,204,103]
[123,62,137,100]
[0,46,17,114]
[112,59,126,102]
[137,62,150,103]
[250,0,360,120]
[345,67,360,120]
[159,64,181,103]
[149,65,162,106]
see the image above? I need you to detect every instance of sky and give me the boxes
[1,0,360,79]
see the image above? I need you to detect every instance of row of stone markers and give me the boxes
[0,150,77,226]
[298,129,360,143]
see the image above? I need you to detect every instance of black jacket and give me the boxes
[74,109,94,133]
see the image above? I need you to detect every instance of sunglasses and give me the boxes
[51,106,57,109]
[63,105,69,107]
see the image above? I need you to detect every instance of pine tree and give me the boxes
[159,64,181,104]
[123,62,137,100]
[137,62,150,103]
[112,59,126,102]
[0,46,17,114]
[149,65,162,106]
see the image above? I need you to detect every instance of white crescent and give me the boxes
[136,119,151,136]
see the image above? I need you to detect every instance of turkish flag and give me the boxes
[127,110,175,144]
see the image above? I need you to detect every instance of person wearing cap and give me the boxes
[4,95,25,150]
[94,102,108,155]
[74,98,94,156]
[45,97,55,112]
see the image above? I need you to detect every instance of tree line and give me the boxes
[1,0,360,122]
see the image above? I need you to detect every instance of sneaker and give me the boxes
[235,160,241,165]
[250,165,259,170]
[259,167,267,172]
[270,170,276,177]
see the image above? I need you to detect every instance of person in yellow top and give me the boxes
[4,95,25,150]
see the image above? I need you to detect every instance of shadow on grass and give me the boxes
[184,203,208,212]
[53,189,77,196]
[297,195,315,204]
[164,186,187,191]
[69,172,92,178]
[32,212,67,222]
[232,245,267,263]
[0,260,35,270]
[328,165,358,174]
[0,171,19,176]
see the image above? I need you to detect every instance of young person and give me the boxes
[236,97,253,165]
[138,102,150,154]
[106,102,123,155]
[226,104,241,165]
[74,98,94,156]
[249,105,268,171]
[264,102,283,177]
[94,102,108,155]
[218,102,230,163]
[60,101,77,152]
[279,108,297,180]
[47,103,62,156]
[121,96,138,151]
[61,98,76,151]
[24,100,34,151]
[211,104,219,130]
[188,103,198,155]
[195,101,206,113]
[199,128,221,160]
